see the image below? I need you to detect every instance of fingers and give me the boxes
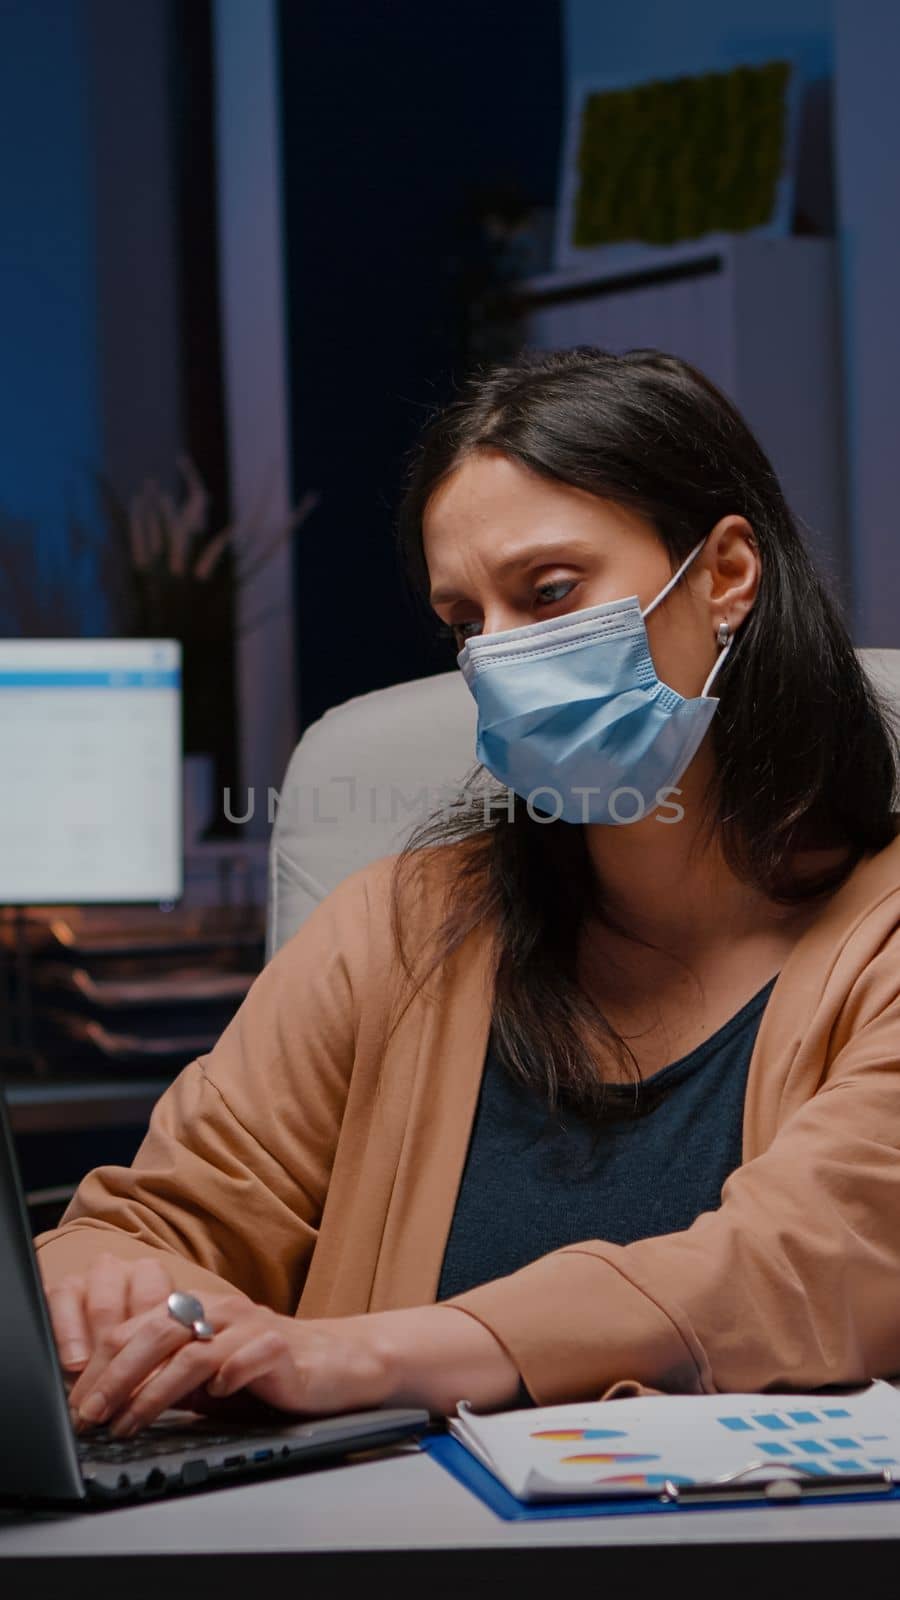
[42,1253,278,1437]
[45,1274,92,1374]
[107,1314,283,1437]
[75,1292,251,1434]
[46,1249,131,1389]
[125,1256,174,1321]
[206,1328,294,1401]
[84,1250,130,1334]
[66,1254,173,1421]
[70,1310,192,1427]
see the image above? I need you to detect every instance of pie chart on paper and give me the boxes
[530,1428,628,1442]
[559,1452,662,1466]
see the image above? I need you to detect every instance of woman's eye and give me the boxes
[437,621,481,647]
[535,579,577,606]
[456,621,482,643]
[437,581,577,648]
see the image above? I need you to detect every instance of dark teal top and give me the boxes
[436,976,777,1302]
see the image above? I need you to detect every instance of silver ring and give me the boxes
[167,1290,215,1341]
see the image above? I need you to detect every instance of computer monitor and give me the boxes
[0,639,182,905]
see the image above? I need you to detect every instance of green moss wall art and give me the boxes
[554,58,801,274]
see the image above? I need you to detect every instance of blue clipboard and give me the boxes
[422,1433,900,1522]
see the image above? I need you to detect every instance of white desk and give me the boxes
[2,1442,900,1599]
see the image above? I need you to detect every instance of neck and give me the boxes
[581,750,797,954]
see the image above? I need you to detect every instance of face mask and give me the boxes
[457,537,733,826]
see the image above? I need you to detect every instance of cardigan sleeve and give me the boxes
[444,936,900,1403]
[33,862,380,1314]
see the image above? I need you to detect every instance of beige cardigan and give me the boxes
[35,830,900,1405]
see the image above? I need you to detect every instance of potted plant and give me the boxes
[98,455,320,838]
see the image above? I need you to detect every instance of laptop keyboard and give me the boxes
[78,1421,286,1465]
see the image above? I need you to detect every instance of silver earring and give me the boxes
[716,620,731,648]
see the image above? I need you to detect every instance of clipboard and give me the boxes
[423,1432,900,1522]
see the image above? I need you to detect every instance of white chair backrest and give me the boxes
[266,649,900,957]
[267,669,477,959]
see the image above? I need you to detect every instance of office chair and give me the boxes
[266,651,900,957]
[267,669,479,959]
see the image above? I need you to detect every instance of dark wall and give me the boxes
[169,0,238,800]
[278,0,564,730]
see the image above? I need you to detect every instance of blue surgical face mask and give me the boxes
[457,537,733,826]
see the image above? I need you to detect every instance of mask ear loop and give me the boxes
[640,536,733,696]
[701,632,734,698]
[641,538,707,620]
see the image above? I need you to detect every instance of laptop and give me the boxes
[0,1088,431,1509]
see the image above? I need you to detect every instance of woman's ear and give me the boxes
[703,515,760,635]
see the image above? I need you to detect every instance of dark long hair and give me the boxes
[388,346,898,1117]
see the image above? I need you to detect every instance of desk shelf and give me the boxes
[4,1075,169,1136]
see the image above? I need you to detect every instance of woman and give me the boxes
[37,346,900,1442]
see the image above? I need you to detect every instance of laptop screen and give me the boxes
[0,638,182,904]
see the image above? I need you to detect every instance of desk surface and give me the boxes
[2,1443,900,1598]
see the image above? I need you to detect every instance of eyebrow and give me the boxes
[428,540,595,607]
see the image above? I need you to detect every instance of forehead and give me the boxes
[423,451,579,540]
[422,451,655,587]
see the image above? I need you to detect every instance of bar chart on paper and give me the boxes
[704,1400,898,1477]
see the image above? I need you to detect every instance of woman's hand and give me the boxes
[45,1252,263,1431]
[45,1252,182,1383]
[45,1251,522,1436]
[53,1256,392,1437]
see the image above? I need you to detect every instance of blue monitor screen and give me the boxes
[0,639,182,904]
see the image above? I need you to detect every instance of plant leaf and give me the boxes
[232,489,322,591]
[127,489,151,570]
[169,451,211,576]
[175,452,211,538]
[141,481,166,566]
[160,486,186,575]
[193,524,235,581]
